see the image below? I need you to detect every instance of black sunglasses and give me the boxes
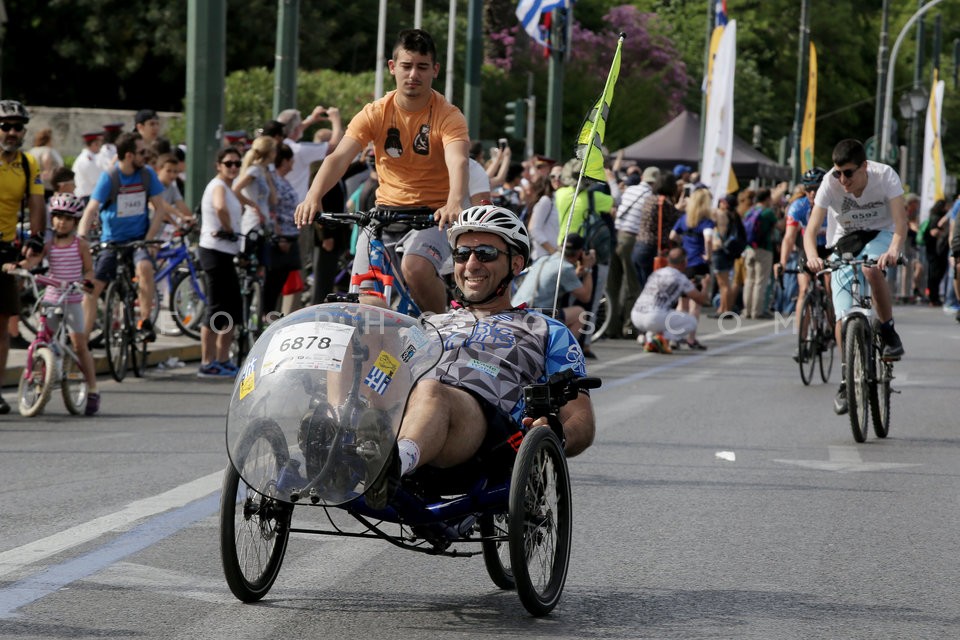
[0,122,24,132]
[221,160,242,168]
[452,245,506,264]
[832,165,861,180]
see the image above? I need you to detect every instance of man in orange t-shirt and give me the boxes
[295,29,469,313]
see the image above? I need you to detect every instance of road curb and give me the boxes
[3,342,203,389]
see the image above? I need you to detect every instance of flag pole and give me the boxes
[551,32,625,319]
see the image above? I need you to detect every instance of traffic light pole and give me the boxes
[544,7,567,160]
[185,0,226,210]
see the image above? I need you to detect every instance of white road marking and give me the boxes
[0,469,223,578]
[774,445,922,473]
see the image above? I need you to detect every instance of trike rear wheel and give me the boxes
[220,420,293,602]
[480,513,515,590]
[508,427,571,616]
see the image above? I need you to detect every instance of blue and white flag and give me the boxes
[516,0,570,47]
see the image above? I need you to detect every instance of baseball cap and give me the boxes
[563,233,585,253]
[672,164,693,177]
[641,166,660,184]
[134,109,158,125]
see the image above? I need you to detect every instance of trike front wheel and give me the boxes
[220,419,293,602]
[509,427,572,616]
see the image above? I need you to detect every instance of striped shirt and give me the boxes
[44,236,85,304]
[614,183,652,234]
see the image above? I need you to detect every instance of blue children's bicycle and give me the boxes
[153,225,207,340]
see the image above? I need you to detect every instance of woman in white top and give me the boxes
[523,174,559,262]
[233,136,276,257]
[197,147,244,378]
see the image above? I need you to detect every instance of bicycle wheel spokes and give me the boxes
[61,354,88,415]
[844,318,870,443]
[870,328,892,438]
[104,283,129,382]
[818,302,835,383]
[798,293,817,386]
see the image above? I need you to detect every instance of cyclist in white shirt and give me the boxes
[803,139,906,415]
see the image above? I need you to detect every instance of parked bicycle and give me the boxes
[826,255,901,443]
[15,274,90,417]
[101,239,164,382]
[154,224,207,340]
[231,230,266,368]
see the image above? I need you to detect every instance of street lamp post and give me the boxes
[898,85,929,191]
[881,0,945,163]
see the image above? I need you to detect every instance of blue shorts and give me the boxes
[831,230,892,318]
[94,247,154,284]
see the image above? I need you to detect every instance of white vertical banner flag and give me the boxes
[920,75,945,224]
[700,20,736,206]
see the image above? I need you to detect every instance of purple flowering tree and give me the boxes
[483,5,690,153]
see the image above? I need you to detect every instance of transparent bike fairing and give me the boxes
[226,303,443,506]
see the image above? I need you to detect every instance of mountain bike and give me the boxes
[153,224,207,340]
[219,304,600,616]
[101,239,163,382]
[827,255,901,443]
[15,273,89,417]
[788,267,835,385]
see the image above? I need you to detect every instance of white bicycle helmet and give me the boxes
[0,100,29,122]
[48,192,85,218]
[448,204,532,268]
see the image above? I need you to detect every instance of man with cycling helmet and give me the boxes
[804,139,906,416]
[0,99,45,414]
[294,28,469,314]
[367,205,595,506]
[775,167,834,361]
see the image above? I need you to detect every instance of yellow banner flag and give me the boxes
[800,41,817,173]
[575,33,624,182]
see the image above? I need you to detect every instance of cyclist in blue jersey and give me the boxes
[384,205,596,493]
[78,132,170,341]
[776,168,833,359]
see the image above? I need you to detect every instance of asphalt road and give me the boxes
[0,304,958,639]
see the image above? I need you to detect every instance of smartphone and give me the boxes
[498,138,508,150]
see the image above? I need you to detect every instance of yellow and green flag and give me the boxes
[574,33,624,182]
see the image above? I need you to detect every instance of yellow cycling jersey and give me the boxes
[0,151,43,242]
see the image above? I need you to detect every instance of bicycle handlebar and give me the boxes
[319,209,437,231]
[98,239,166,251]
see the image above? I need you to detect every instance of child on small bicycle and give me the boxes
[3,193,99,415]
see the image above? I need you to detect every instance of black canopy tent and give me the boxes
[616,110,791,182]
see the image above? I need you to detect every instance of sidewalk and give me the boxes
[3,310,202,389]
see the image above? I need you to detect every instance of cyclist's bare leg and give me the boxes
[402,254,447,313]
[136,259,156,322]
[83,279,106,335]
[69,331,97,389]
[795,272,809,333]
[864,265,892,323]
[398,379,486,470]
[215,327,235,363]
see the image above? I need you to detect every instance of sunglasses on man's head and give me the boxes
[0,122,24,132]
[832,165,860,180]
[452,245,506,264]
[221,160,242,168]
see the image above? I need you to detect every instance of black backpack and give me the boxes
[580,189,615,265]
[723,211,748,259]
